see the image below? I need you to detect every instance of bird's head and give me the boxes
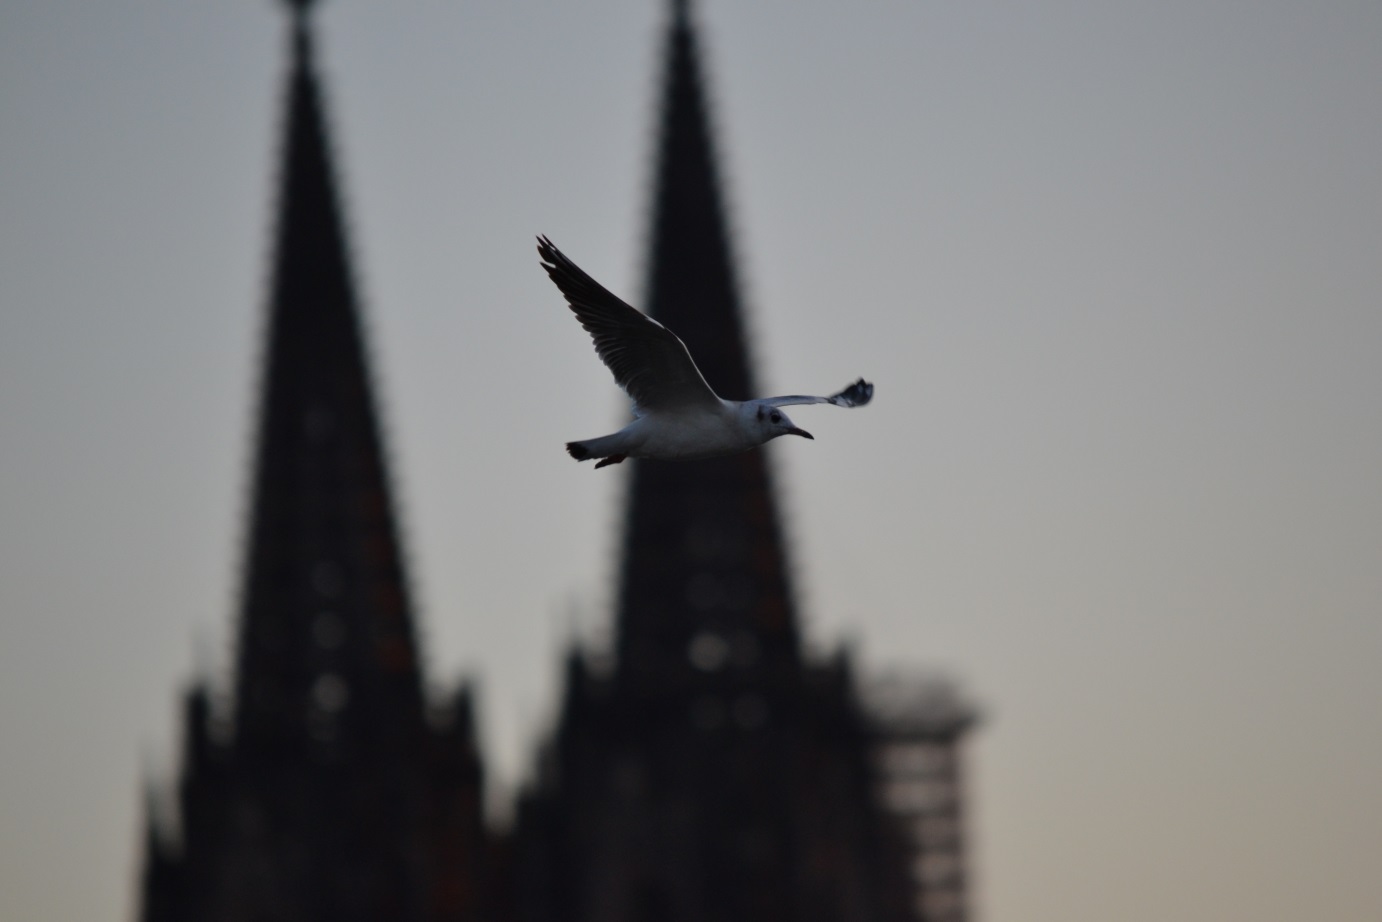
[753,404,813,442]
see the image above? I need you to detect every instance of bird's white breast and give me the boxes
[631,403,760,461]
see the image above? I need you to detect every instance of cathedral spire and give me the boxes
[614,0,801,690]
[137,8,493,919]
[513,8,951,921]
[232,0,425,753]
[285,0,317,52]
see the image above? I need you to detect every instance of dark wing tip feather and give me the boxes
[833,378,875,407]
[537,236,588,294]
[537,235,720,412]
[536,235,576,287]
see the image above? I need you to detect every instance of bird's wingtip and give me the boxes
[835,378,874,407]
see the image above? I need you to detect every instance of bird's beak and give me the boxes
[787,427,814,440]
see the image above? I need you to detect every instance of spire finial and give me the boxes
[671,0,690,24]
[285,0,317,63]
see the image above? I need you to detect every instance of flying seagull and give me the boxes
[538,236,873,469]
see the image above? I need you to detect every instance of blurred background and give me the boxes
[1,1,1380,920]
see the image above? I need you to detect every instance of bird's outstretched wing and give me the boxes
[759,378,875,409]
[538,236,721,414]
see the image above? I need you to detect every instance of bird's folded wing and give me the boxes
[761,378,875,409]
[538,236,721,413]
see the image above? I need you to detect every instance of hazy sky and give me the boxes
[2,1,1380,920]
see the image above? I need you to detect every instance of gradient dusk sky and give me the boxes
[1,2,1380,920]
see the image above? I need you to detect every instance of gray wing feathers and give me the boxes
[538,236,719,412]
[763,378,875,409]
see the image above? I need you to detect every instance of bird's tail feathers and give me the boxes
[566,432,632,464]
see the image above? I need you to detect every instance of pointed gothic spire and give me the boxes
[614,0,801,690]
[137,9,498,920]
[232,3,424,754]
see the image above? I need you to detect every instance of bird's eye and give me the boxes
[770,412,781,424]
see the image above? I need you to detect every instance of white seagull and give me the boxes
[538,236,874,469]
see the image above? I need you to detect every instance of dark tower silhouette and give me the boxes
[138,4,489,920]
[618,0,800,706]
[513,4,975,922]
